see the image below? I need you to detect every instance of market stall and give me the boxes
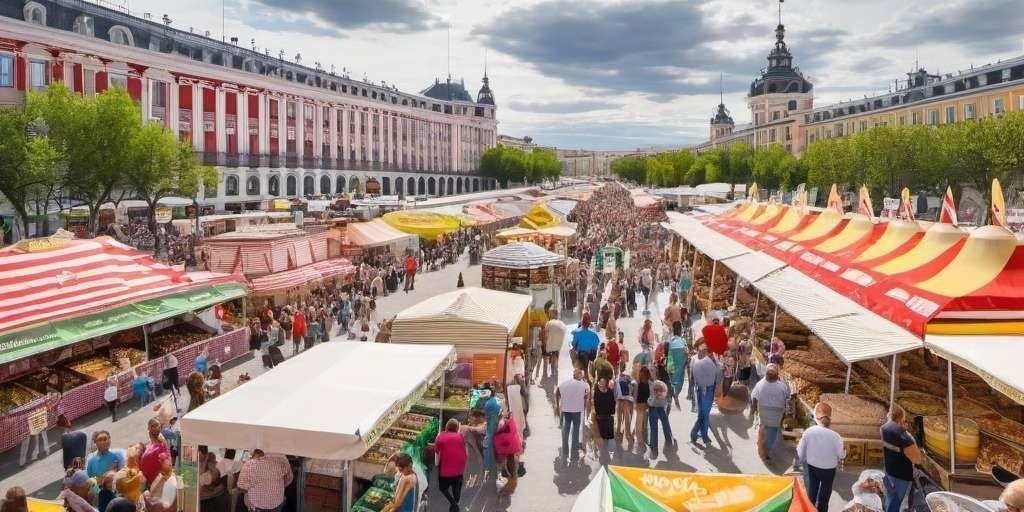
[572,466,815,512]
[481,242,567,327]
[0,235,249,453]
[390,287,531,388]
[202,227,339,276]
[381,210,473,240]
[247,258,356,306]
[495,201,578,255]
[180,342,456,512]
[344,218,419,260]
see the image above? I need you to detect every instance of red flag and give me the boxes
[939,186,958,225]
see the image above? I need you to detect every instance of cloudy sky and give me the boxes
[127,0,1024,150]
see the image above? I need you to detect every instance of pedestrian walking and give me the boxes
[880,404,922,512]
[104,374,119,422]
[647,377,675,459]
[404,254,418,292]
[570,313,600,376]
[614,371,636,450]
[751,363,791,461]
[434,419,467,512]
[291,307,307,353]
[592,377,616,466]
[85,430,126,478]
[634,366,652,455]
[798,402,845,512]
[667,321,688,409]
[689,343,719,447]
[556,368,590,464]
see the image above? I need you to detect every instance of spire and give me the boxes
[719,73,723,105]
[477,52,495,106]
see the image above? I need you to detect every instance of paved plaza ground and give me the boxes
[1,251,860,511]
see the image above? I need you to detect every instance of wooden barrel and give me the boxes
[924,415,980,464]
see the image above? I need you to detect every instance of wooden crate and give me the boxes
[843,438,866,467]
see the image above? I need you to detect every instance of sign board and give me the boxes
[27,408,48,435]
[472,354,501,384]
[883,197,899,211]
[272,199,292,211]
[154,207,172,224]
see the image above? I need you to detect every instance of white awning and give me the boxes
[720,251,787,283]
[180,343,456,460]
[755,267,922,364]
[925,334,1024,405]
[663,212,750,261]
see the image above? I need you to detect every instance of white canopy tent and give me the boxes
[925,334,1024,406]
[390,287,531,354]
[179,342,456,460]
[481,242,566,269]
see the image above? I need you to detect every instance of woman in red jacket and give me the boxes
[291,309,307,354]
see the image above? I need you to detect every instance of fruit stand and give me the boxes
[180,342,457,512]
[390,287,532,387]
[0,235,249,454]
[481,242,567,328]
[663,181,1024,495]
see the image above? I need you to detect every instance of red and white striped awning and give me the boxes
[0,236,246,334]
[250,258,356,293]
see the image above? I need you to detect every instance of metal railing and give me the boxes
[195,152,479,176]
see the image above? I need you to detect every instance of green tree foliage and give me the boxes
[126,122,216,252]
[0,108,60,237]
[610,155,646,184]
[526,148,562,183]
[480,145,541,186]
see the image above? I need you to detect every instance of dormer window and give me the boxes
[73,15,94,37]
[24,2,46,25]
[108,26,134,46]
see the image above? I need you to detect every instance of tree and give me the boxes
[526,148,561,183]
[125,122,216,253]
[31,84,142,234]
[0,108,60,238]
[610,155,646,184]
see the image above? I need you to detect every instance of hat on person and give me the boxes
[63,469,89,488]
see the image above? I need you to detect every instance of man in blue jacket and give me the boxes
[571,312,601,380]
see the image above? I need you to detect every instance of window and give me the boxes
[787,100,797,111]
[785,126,791,141]
[320,175,330,194]
[268,176,280,196]
[928,109,938,126]
[73,15,94,36]
[945,105,956,123]
[225,176,239,196]
[286,176,297,196]
[24,2,45,25]
[911,112,920,125]
[771,111,780,121]
[109,74,127,90]
[108,26,133,46]
[1019,95,1024,111]
[29,60,46,91]
[246,176,260,195]
[994,98,1005,114]
[303,175,314,195]
[898,116,906,126]
[860,120,868,132]
[964,103,976,120]
[0,54,12,87]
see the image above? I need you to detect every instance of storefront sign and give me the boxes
[154,207,173,224]
[27,408,48,435]
[472,354,500,384]
[272,199,292,211]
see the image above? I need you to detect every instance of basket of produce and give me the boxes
[354,487,393,512]
[383,427,421,443]
[370,474,396,492]
[65,356,118,381]
[110,348,146,368]
[820,393,887,439]
[149,324,211,356]
[896,390,946,418]
[977,415,1024,447]
[977,435,1024,475]
[0,382,43,414]
[396,413,434,431]
[924,416,979,464]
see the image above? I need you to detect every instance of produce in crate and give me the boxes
[923,416,979,463]
[819,393,887,439]
[780,361,846,388]
[784,350,847,375]
[0,382,42,413]
[976,435,1024,475]
[786,375,821,407]
[66,356,118,381]
[977,415,1024,447]
[896,390,946,417]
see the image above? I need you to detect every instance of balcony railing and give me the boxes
[195,152,476,175]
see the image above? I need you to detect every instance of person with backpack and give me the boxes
[667,321,688,411]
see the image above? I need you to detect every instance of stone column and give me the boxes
[215,87,227,154]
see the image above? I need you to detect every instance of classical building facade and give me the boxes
[0,0,499,210]
[556,148,662,178]
[696,5,1024,163]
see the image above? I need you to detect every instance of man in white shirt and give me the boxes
[689,344,719,447]
[555,368,590,464]
[750,363,791,460]
[540,308,568,379]
[797,402,845,512]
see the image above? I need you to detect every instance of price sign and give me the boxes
[882,197,899,210]
[27,408,48,435]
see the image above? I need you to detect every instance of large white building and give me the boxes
[0,0,499,211]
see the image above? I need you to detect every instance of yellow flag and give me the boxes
[992,178,1007,227]
[826,184,844,215]
[901,187,915,220]
[748,183,759,203]
[858,185,874,219]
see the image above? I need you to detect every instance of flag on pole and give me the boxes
[826,184,844,215]
[939,186,958,225]
[992,178,1007,227]
[857,185,874,219]
[749,182,760,203]
[901,187,915,221]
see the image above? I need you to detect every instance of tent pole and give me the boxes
[731,278,739,309]
[343,460,353,512]
[948,360,956,475]
[439,369,446,427]
[845,364,851,394]
[890,354,899,405]
[750,291,761,343]
[143,325,150,360]
[770,304,779,340]
[707,260,718,319]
